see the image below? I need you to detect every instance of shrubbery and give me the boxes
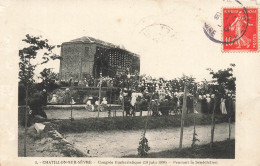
[138,135,150,157]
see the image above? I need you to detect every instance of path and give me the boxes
[64,122,235,157]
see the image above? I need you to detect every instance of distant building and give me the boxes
[59,36,140,82]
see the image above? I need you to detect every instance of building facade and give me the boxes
[59,36,140,82]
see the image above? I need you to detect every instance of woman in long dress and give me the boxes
[101,97,108,112]
[220,98,227,114]
[194,95,202,113]
[85,97,94,112]
[50,94,58,104]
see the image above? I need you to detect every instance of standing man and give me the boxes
[64,88,71,105]
[42,89,48,106]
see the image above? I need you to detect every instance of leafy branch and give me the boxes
[137,132,150,157]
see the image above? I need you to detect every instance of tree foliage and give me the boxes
[18,34,61,105]
[18,34,61,86]
[206,64,236,97]
[38,68,59,91]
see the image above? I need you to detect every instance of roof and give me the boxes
[62,36,140,57]
[63,36,118,48]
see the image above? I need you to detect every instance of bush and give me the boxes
[138,135,150,157]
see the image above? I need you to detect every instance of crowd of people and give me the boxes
[79,74,236,117]
[20,73,235,124]
[118,90,235,117]
[85,97,108,112]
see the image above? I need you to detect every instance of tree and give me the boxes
[19,34,61,87]
[169,75,197,93]
[198,79,215,95]
[18,34,61,157]
[207,64,236,97]
[179,75,197,93]
[38,68,59,91]
[19,34,61,100]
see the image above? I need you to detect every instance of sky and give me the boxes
[1,0,253,82]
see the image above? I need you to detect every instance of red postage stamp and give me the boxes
[223,8,258,51]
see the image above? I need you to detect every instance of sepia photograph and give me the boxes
[0,0,260,165]
[18,35,236,158]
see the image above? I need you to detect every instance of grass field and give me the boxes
[125,139,235,158]
[50,113,234,133]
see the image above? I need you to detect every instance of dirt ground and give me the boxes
[18,125,64,157]
[64,122,235,157]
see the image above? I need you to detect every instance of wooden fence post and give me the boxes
[179,86,188,149]
[229,97,232,140]
[192,115,196,147]
[122,91,125,118]
[98,81,101,119]
[210,98,216,148]
[109,88,112,117]
[24,86,29,157]
[70,101,73,121]
[228,117,231,140]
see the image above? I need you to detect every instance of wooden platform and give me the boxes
[44,104,122,110]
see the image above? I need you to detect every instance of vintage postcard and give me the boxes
[0,0,260,165]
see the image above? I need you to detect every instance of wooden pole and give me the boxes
[24,57,31,157]
[228,117,231,140]
[147,96,151,116]
[193,114,196,130]
[109,88,112,117]
[122,89,125,118]
[24,85,28,157]
[70,100,73,121]
[192,87,197,147]
[228,97,232,140]
[143,96,151,138]
[70,88,73,121]
[210,98,216,148]
[179,86,188,149]
[192,115,196,147]
[98,74,102,118]
[143,110,149,137]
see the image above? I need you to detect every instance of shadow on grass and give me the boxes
[124,139,235,159]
